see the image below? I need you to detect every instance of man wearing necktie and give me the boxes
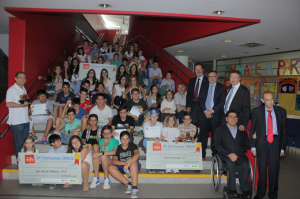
[223,70,250,131]
[186,64,208,134]
[250,91,286,199]
[198,71,226,158]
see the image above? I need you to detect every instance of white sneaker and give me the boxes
[103,178,110,190]
[125,184,132,194]
[131,188,139,198]
[172,169,179,173]
[90,177,100,189]
[166,169,172,173]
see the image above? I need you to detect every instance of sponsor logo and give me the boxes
[153,143,161,151]
[83,64,89,69]
[25,155,35,164]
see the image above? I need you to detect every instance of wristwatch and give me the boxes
[101,151,104,155]
[68,130,70,134]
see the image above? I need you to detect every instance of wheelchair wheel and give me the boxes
[223,186,229,199]
[248,159,253,195]
[211,155,222,191]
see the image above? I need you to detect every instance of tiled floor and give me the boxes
[0,147,299,199]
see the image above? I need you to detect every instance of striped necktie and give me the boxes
[224,87,234,113]
[205,84,214,110]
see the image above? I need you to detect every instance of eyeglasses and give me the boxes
[183,118,191,121]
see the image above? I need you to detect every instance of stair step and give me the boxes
[2,164,226,184]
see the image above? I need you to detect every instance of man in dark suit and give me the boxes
[198,70,226,158]
[186,64,208,132]
[223,70,250,131]
[250,91,287,199]
[215,109,250,197]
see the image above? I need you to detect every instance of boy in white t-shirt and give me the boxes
[89,93,113,128]
[6,72,30,158]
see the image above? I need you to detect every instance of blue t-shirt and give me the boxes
[91,47,100,62]
[55,91,75,104]
[47,145,67,153]
[76,108,87,120]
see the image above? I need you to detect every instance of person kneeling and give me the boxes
[108,131,140,198]
[90,125,118,190]
[214,109,250,198]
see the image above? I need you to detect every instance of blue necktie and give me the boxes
[224,87,234,113]
[205,84,214,110]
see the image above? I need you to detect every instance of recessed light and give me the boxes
[224,40,232,42]
[98,3,112,8]
[272,48,280,50]
[221,55,227,57]
[213,10,225,15]
[178,50,184,52]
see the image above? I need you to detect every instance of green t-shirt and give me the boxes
[63,118,82,136]
[99,138,119,159]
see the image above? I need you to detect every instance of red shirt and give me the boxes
[80,99,92,114]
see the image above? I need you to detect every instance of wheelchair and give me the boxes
[211,154,253,199]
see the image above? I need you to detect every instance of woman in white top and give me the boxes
[67,135,93,192]
[77,47,88,63]
[82,69,99,92]
[99,69,113,95]
[124,45,135,61]
[112,75,127,109]
[105,44,115,63]
[123,75,146,101]
[161,115,180,173]
[66,58,82,95]
[161,90,176,125]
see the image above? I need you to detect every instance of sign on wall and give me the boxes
[260,82,279,99]
[279,78,297,94]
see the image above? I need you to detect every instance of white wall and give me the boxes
[0,34,9,56]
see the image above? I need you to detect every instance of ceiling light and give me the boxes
[178,50,184,52]
[224,40,232,42]
[98,4,111,8]
[213,10,225,15]
[272,48,280,50]
[221,55,227,57]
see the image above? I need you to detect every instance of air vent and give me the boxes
[239,42,266,48]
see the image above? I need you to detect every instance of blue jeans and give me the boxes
[141,70,148,84]
[11,122,30,158]
[143,138,150,148]
[147,78,162,93]
[58,130,73,144]
[134,115,144,126]
[70,80,82,95]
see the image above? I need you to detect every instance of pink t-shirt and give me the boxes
[82,46,92,55]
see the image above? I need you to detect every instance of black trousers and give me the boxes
[225,158,250,192]
[198,119,221,157]
[114,96,126,107]
[257,136,280,199]
[176,110,185,125]
[191,102,200,129]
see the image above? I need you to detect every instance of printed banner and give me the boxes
[260,82,279,99]
[18,153,82,184]
[146,141,203,170]
[279,78,297,94]
[79,63,117,81]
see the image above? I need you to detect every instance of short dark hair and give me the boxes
[208,70,217,75]
[131,88,140,94]
[149,56,157,61]
[114,42,119,45]
[230,70,241,77]
[120,131,130,139]
[103,40,108,44]
[83,80,90,86]
[177,83,185,87]
[80,88,88,94]
[153,60,159,64]
[49,134,61,144]
[72,98,80,105]
[225,109,239,118]
[183,112,192,119]
[101,125,112,134]
[118,105,128,112]
[133,55,139,59]
[122,58,128,62]
[67,108,76,115]
[15,71,26,78]
[97,82,105,88]
[194,63,203,69]
[261,91,274,99]
[84,39,89,43]
[89,114,98,121]
[98,56,104,60]
[96,93,105,99]
[37,90,47,96]
[114,53,119,57]
[93,42,98,45]
[63,82,70,87]
[166,70,172,75]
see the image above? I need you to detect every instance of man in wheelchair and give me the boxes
[215,109,250,198]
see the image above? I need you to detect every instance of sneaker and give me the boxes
[149,169,156,173]
[166,169,172,173]
[103,178,110,190]
[131,188,139,198]
[172,169,179,173]
[125,184,133,194]
[42,136,47,144]
[157,170,165,173]
[49,184,56,189]
[32,136,38,142]
[90,177,100,189]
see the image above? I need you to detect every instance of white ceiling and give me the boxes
[100,15,129,34]
[0,0,300,62]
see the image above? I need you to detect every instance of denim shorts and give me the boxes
[58,130,73,144]
[112,161,141,174]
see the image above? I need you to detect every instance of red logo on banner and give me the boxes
[83,64,89,69]
[25,155,35,164]
[153,143,162,151]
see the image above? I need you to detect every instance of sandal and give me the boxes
[63,183,71,188]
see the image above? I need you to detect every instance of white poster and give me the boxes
[79,63,117,82]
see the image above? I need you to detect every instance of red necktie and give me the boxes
[267,110,273,143]
[194,78,200,102]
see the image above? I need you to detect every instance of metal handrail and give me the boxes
[97,33,105,46]
[0,32,84,139]
[75,26,93,43]
[123,35,193,80]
